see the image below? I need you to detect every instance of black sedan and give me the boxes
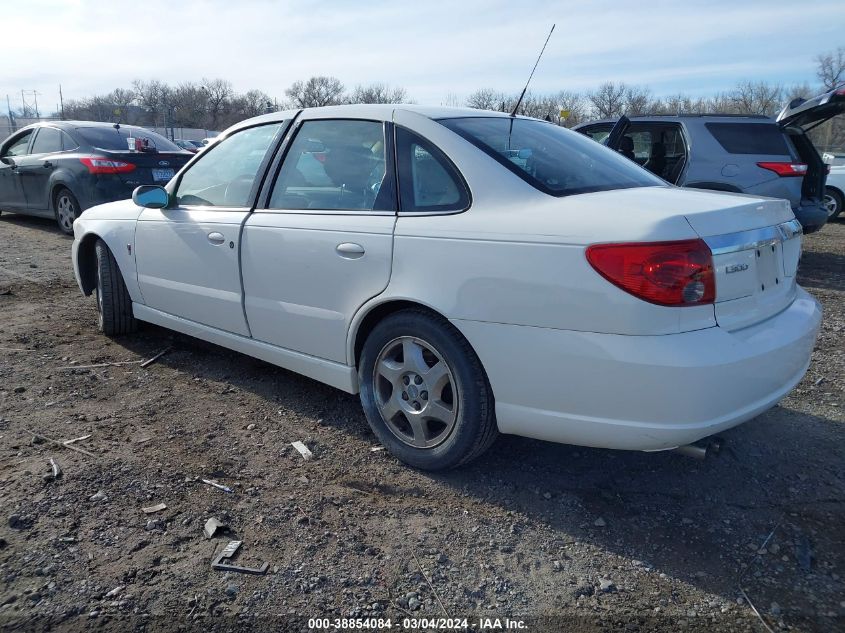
[0,121,192,234]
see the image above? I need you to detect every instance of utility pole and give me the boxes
[59,84,65,120]
[6,94,15,132]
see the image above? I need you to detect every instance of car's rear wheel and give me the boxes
[358,309,497,470]
[95,239,137,335]
[824,187,844,219]
[55,188,80,235]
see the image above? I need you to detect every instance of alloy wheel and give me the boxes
[56,194,77,232]
[823,192,839,218]
[373,336,458,449]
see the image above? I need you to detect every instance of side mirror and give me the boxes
[0,156,13,166]
[132,185,169,209]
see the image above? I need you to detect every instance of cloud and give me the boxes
[2,0,842,112]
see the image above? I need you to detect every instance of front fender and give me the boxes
[72,207,143,303]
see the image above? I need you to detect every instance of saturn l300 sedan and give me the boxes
[70,104,822,470]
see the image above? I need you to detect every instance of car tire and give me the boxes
[824,187,844,220]
[95,239,138,335]
[358,309,497,470]
[54,188,80,235]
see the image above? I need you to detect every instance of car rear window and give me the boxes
[438,117,663,197]
[76,126,182,153]
[704,123,790,155]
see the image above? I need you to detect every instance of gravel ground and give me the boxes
[0,213,842,633]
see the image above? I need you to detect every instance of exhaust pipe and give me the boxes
[673,444,708,460]
[672,437,723,460]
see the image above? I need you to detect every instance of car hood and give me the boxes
[81,199,144,221]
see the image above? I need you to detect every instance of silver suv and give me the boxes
[575,86,845,233]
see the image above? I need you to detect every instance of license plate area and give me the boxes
[755,241,781,294]
[152,168,174,182]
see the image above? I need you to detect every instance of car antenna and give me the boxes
[511,23,555,117]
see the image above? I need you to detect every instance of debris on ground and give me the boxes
[140,346,172,368]
[291,440,313,460]
[203,517,227,539]
[141,503,167,514]
[211,540,269,575]
[46,457,62,480]
[201,479,234,494]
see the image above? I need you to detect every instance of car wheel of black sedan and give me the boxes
[54,188,80,235]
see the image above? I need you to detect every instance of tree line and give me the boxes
[11,46,844,147]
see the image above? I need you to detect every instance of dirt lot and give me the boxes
[0,213,843,633]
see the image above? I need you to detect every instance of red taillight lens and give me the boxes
[586,239,715,306]
[757,161,808,177]
[79,156,136,174]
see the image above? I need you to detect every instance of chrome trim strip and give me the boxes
[704,219,802,255]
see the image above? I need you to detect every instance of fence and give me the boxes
[0,116,217,143]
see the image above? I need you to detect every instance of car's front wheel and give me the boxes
[54,188,80,235]
[824,187,844,219]
[358,309,497,470]
[95,239,138,335]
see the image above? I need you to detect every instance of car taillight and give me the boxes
[586,239,716,307]
[79,156,136,174]
[757,161,808,177]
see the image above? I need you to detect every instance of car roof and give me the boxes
[224,104,518,136]
[575,114,776,128]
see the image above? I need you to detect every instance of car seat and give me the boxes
[644,142,666,177]
[619,135,635,161]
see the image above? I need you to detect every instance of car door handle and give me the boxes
[43,161,53,168]
[207,232,225,245]
[336,242,365,259]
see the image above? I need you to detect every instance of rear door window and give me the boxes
[269,119,396,212]
[705,123,790,155]
[396,127,468,212]
[30,127,64,154]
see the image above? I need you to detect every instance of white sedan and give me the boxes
[71,105,822,470]
[824,165,845,219]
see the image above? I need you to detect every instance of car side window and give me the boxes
[60,131,78,151]
[269,119,395,212]
[30,128,64,154]
[174,123,283,207]
[580,125,612,143]
[396,127,468,213]
[3,130,34,157]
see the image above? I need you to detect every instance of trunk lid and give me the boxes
[686,195,802,331]
[99,150,191,186]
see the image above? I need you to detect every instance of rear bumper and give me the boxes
[453,287,822,451]
[793,200,828,233]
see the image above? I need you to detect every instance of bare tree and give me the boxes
[623,85,653,116]
[285,76,345,108]
[588,82,627,119]
[816,47,845,90]
[349,83,408,104]
[202,78,234,129]
[465,88,507,111]
[728,80,783,116]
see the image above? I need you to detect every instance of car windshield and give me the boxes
[439,117,664,196]
[76,126,182,153]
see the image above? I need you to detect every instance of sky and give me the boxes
[3,0,844,114]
